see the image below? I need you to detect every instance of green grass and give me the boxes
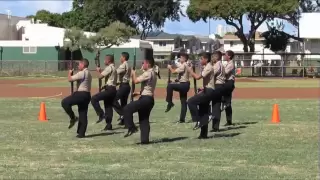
[0,98,317,179]
[17,78,319,88]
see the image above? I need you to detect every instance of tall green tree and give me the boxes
[73,0,135,32]
[127,0,183,39]
[186,0,299,52]
[27,10,64,27]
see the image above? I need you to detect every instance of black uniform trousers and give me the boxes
[91,86,117,124]
[188,88,223,137]
[113,83,131,116]
[166,82,190,121]
[61,91,91,136]
[211,84,224,130]
[123,95,154,143]
[223,80,235,124]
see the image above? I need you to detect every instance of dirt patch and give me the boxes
[0,78,59,85]
[0,86,318,99]
[0,78,317,99]
[235,78,262,82]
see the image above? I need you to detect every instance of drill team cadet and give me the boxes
[113,52,131,126]
[91,55,117,130]
[123,57,157,144]
[61,58,92,138]
[222,50,236,126]
[211,51,226,132]
[187,52,214,138]
[165,52,190,123]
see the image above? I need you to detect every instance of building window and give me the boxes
[230,41,234,47]
[159,41,166,46]
[23,46,37,54]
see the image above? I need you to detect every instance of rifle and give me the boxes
[168,53,176,84]
[70,50,74,94]
[130,48,136,102]
[191,47,197,95]
[95,50,102,92]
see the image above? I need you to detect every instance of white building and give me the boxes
[139,32,219,62]
[216,24,224,37]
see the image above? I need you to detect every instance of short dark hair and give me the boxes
[106,54,114,63]
[212,51,222,61]
[80,58,89,68]
[226,50,234,59]
[200,52,211,62]
[121,52,129,61]
[145,57,155,67]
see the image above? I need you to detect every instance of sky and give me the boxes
[0,0,297,36]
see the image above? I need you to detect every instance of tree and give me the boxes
[61,11,85,29]
[88,21,136,91]
[173,35,183,48]
[279,0,320,29]
[63,27,91,59]
[214,34,222,39]
[88,21,137,52]
[127,0,183,39]
[63,27,91,93]
[261,21,290,52]
[186,0,299,53]
[74,0,135,32]
[29,10,64,27]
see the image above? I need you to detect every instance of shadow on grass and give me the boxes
[85,131,123,138]
[218,125,247,132]
[233,121,258,125]
[136,136,188,145]
[208,132,241,138]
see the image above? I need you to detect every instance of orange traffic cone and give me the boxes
[38,102,47,122]
[271,104,280,123]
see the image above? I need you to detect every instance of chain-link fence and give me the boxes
[0,52,319,78]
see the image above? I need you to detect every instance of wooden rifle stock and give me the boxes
[130,49,136,102]
[192,60,197,95]
[95,51,102,92]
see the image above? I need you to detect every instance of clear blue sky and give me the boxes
[0,0,296,36]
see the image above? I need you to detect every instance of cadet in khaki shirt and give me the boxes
[122,57,157,144]
[113,52,131,126]
[61,58,92,138]
[211,51,226,132]
[91,55,117,131]
[222,50,236,126]
[166,52,190,123]
[187,52,215,139]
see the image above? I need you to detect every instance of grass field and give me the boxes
[15,78,320,88]
[0,98,317,179]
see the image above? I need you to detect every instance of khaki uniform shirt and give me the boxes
[175,62,190,83]
[201,63,214,88]
[213,61,225,85]
[71,68,92,92]
[101,63,117,86]
[224,60,235,81]
[117,61,130,83]
[137,68,157,96]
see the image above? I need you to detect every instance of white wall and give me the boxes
[6,20,153,49]
[152,40,175,52]
[299,13,320,39]
[223,40,265,52]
